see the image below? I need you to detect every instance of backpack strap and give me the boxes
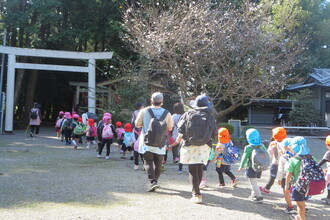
[148,108,156,119]
[148,108,168,120]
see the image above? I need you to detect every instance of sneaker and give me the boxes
[134,165,139,170]
[217,183,226,188]
[284,207,297,214]
[177,169,183,174]
[259,187,270,194]
[148,182,160,192]
[105,156,110,160]
[251,196,263,203]
[232,178,239,188]
[321,198,330,205]
[199,180,207,189]
[97,154,101,158]
[290,214,301,220]
[120,156,126,159]
[173,157,180,163]
[74,146,78,149]
[86,145,90,149]
[190,195,202,204]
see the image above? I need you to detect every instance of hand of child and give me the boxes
[237,167,242,172]
[277,180,281,185]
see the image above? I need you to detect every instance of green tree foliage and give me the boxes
[0,0,132,125]
[289,89,320,126]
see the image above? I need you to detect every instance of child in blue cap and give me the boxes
[238,128,267,203]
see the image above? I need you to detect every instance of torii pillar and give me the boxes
[0,46,113,133]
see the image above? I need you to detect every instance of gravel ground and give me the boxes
[0,126,329,220]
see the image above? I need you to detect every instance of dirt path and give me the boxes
[0,127,329,220]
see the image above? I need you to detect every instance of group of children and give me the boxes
[236,127,330,220]
[55,110,330,220]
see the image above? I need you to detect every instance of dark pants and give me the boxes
[217,170,236,184]
[134,150,144,165]
[188,164,204,196]
[64,128,72,144]
[99,139,112,156]
[143,151,164,184]
[30,125,40,135]
[164,144,180,162]
[265,164,278,190]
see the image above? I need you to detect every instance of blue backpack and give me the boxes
[222,141,241,164]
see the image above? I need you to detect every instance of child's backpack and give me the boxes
[73,122,85,135]
[249,145,270,172]
[182,109,215,146]
[89,126,97,137]
[102,124,114,139]
[56,118,63,128]
[30,109,38,120]
[117,127,125,140]
[295,155,326,196]
[123,132,133,146]
[63,118,72,129]
[144,108,168,148]
[223,141,241,164]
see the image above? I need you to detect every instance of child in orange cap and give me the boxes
[319,135,330,205]
[215,128,240,188]
[260,127,287,194]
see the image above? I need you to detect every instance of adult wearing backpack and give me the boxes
[171,95,217,204]
[29,102,42,137]
[135,92,173,192]
[238,128,268,203]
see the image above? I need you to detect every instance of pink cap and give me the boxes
[64,112,71,119]
[73,114,79,119]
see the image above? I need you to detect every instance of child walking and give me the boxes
[55,111,64,139]
[60,112,73,146]
[319,135,330,205]
[276,138,297,214]
[121,123,134,160]
[238,128,267,203]
[85,118,97,148]
[97,112,112,152]
[97,115,117,160]
[285,136,311,220]
[260,127,287,194]
[216,128,239,188]
[116,121,125,153]
[71,114,85,149]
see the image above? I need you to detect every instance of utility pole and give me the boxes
[0,29,7,133]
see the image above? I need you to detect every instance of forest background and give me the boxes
[0,0,330,127]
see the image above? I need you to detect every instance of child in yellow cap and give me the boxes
[319,135,330,205]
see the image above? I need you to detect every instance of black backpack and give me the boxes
[182,109,215,146]
[144,108,168,148]
[30,109,38,120]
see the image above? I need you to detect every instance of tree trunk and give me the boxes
[22,70,39,127]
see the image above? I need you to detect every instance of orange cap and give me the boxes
[218,128,230,144]
[272,127,287,142]
[326,135,330,145]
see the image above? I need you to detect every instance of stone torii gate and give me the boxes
[0,46,113,133]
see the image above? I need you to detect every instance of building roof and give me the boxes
[286,68,330,90]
